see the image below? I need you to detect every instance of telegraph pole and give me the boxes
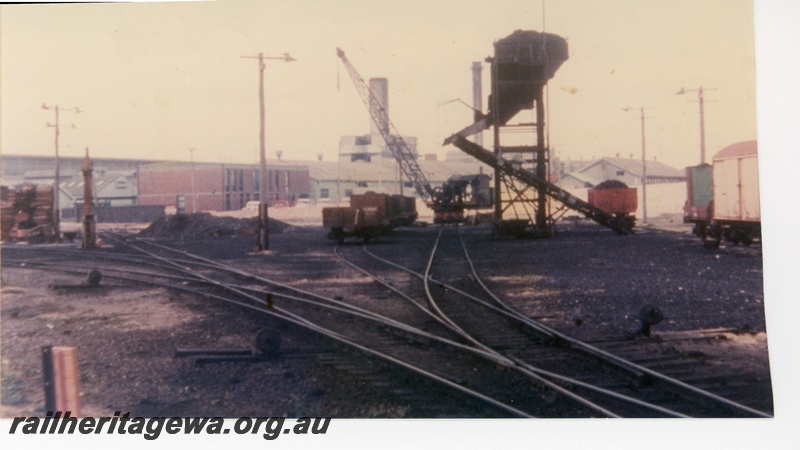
[639,107,647,225]
[623,106,648,224]
[241,52,295,251]
[42,103,81,242]
[188,147,198,213]
[676,87,715,164]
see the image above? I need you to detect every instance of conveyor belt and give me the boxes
[444,134,634,235]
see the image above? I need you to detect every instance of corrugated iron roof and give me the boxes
[579,157,685,179]
[712,140,757,160]
[560,172,600,187]
[59,172,135,199]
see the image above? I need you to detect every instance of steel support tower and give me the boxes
[489,30,568,235]
[444,30,635,236]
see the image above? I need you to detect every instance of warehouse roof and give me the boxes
[579,157,685,179]
[59,171,136,201]
[559,172,599,187]
[713,140,757,161]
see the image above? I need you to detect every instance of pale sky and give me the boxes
[1,0,759,170]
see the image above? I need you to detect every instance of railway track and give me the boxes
[335,226,772,418]
[2,240,538,417]
[2,227,771,418]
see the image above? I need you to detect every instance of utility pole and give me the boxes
[623,106,648,224]
[622,107,647,223]
[241,52,295,251]
[676,86,715,164]
[639,107,647,225]
[42,103,81,242]
[188,147,198,213]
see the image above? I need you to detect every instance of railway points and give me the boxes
[1,219,771,418]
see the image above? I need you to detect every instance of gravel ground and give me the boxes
[0,217,771,417]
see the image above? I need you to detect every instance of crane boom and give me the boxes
[336,48,435,205]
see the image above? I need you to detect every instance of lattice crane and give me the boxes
[336,48,437,205]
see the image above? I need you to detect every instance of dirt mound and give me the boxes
[138,213,287,239]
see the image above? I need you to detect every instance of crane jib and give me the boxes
[337,48,436,206]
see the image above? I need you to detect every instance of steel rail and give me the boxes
[349,244,690,417]
[3,252,511,365]
[11,239,658,417]
[361,244,555,338]
[113,236,622,416]
[422,227,498,353]
[119,236,521,364]
[102,236,723,417]
[7,255,531,417]
[98,237,535,416]
[338,236,694,417]
[420,228,624,418]
[2,245,230,278]
[352,229,758,417]
[455,227,773,418]
[115,237,495,356]
[332,243,464,336]
[1,257,209,286]
[92,229,766,417]
[107,237,508,358]
[339,230,625,416]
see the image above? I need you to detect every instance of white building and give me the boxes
[555,157,685,189]
[270,158,490,205]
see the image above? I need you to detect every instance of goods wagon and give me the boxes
[322,192,417,243]
[587,180,637,230]
[683,163,713,236]
[684,141,760,248]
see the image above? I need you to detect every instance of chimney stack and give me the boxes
[369,78,388,140]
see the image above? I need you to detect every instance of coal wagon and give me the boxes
[322,192,417,243]
[587,180,638,231]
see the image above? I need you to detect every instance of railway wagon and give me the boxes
[587,180,637,230]
[390,195,418,227]
[323,192,417,243]
[683,163,713,236]
[685,140,761,247]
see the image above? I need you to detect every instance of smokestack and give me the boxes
[471,62,483,147]
[369,78,388,139]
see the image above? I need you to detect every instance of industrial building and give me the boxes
[269,157,490,205]
[137,161,311,212]
[556,157,686,190]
